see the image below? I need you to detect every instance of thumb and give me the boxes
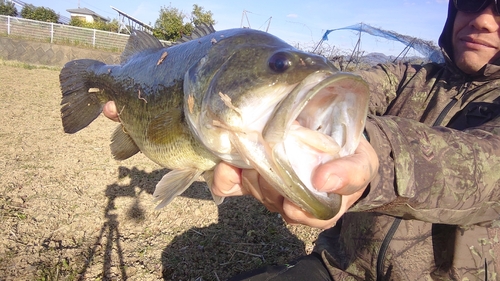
[313,138,378,195]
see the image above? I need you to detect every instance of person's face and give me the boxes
[453,3,500,74]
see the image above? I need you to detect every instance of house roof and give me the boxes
[66,7,109,22]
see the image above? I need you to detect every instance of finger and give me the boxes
[238,170,286,214]
[211,162,247,197]
[313,138,378,195]
[240,169,269,202]
[256,177,285,213]
[282,186,367,229]
[103,101,120,122]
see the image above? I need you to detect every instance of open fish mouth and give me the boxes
[262,71,370,220]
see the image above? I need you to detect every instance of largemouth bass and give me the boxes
[60,24,369,220]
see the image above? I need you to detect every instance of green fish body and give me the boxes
[60,25,369,220]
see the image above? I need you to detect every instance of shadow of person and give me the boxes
[78,166,309,281]
[160,184,309,280]
[78,166,168,280]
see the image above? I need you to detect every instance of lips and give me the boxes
[460,35,496,49]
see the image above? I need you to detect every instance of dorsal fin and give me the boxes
[176,23,216,44]
[121,30,164,64]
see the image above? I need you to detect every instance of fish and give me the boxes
[60,24,369,220]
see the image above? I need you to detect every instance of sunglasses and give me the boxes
[454,0,500,14]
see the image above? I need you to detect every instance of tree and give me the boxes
[191,4,215,27]
[0,1,17,17]
[21,4,59,23]
[153,4,215,41]
[70,18,120,33]
[153,5,191,41]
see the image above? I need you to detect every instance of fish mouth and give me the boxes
[262,71,369,220]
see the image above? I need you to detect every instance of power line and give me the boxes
[240,10,271,32]
[78,0,116,16]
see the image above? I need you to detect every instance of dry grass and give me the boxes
[0,60,321,281]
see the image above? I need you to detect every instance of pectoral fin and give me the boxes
[153,168,204,209]
[147,109,182,145]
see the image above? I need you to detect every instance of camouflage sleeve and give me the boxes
[355,62,417,115]
[350,115,500,226]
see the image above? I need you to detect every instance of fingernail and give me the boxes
[317,174,341,192]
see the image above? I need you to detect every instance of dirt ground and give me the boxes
[0,61,321,281]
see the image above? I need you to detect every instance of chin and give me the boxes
[455,51,487,74]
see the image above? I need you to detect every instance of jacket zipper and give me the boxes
[376,81,471,281]
[433,81,470,127]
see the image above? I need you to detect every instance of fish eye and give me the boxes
[268,52,291,73]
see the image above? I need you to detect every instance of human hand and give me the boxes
[103,101,120,122]
[211,138,378,229]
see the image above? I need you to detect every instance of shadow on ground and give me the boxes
[80,166,308,280]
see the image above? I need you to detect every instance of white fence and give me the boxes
[0,15,131,52]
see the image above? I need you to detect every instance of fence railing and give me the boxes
[0,15,169,52]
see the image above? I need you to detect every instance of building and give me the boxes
[66,7,109,23]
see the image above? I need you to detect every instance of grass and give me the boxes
[0,58,61,71]
[0,33,124,54]
[36,258,79,281]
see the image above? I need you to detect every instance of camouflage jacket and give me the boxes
[317,2,500,279]
[318,56,500,280]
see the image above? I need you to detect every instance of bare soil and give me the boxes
[0,61,321,281]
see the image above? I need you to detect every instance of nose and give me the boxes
[470,3,500,32]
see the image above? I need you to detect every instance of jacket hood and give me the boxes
[439,1,500,79]
[438,1,457,61]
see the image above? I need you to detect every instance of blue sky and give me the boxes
[20,0,449,56]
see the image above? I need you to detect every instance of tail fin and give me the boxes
[60,59,106,134]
